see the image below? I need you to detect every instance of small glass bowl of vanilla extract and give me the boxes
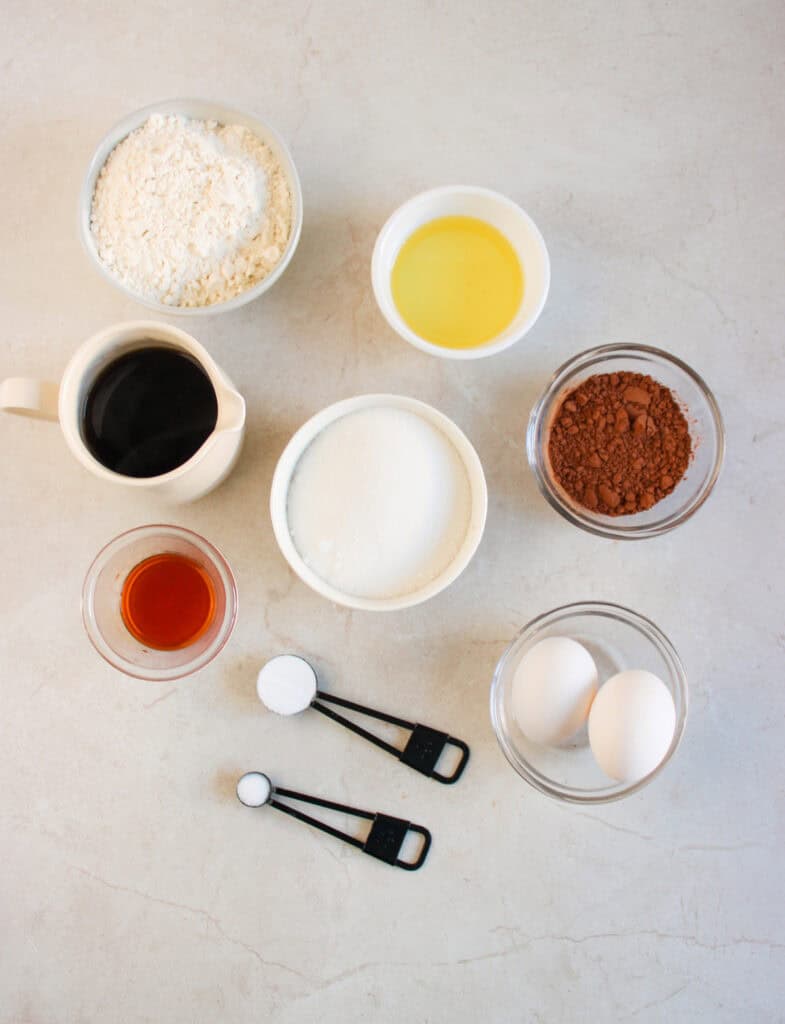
[82,525,237,681]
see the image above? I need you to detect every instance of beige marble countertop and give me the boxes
[1,2,783,1021]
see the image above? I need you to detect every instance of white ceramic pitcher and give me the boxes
[0,321,246,502]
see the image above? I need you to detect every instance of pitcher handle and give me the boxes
[0,378,59,421]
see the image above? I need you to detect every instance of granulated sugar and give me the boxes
[90,113,292,307]
[286,407,472,601]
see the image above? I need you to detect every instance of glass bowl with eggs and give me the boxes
[490,601,688,803]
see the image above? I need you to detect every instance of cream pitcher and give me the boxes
[0,321,246,502]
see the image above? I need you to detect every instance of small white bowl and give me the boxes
[78,98,304,316]
[371,186,550,360]
[270,394,488,611]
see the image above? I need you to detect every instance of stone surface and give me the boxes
[1,2,783,1021]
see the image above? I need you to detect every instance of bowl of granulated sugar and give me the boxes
[79,99,303,314]
[270,395,488,611]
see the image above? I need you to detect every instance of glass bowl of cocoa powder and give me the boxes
[527,344,725,539]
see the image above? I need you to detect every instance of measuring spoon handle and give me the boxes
[271,787,431,870]
[311,692,470,784]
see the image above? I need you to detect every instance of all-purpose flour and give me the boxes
[90,113,292,307]
[287,407,472,601]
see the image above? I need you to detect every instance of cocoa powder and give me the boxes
[547,371,692,516]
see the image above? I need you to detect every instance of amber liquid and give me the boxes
[121,553,216,651]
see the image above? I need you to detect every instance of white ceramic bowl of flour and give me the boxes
[270,395,488,611]
[78,98,303,315]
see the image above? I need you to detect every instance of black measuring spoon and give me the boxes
[236,771,431,871]
[256,654,470,784]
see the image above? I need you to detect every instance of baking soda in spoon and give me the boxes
[236,770,272,807]
[257,654,317,714]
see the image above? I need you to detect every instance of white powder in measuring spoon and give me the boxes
[287,407,472,600]
[90,113,292,307]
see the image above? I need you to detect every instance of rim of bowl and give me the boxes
[269,394,488,611]
[526,343,726,539]
[81,524,238,680]
[371,185,550,360]
[489,601,689,804]
[78,98,304,316]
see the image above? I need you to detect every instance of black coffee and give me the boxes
[82,346,218,478]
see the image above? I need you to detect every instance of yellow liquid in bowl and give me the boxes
[391,215,524,350]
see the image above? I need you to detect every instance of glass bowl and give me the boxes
[490,602,688,803]
[78,98,303,316]
[82,525,238,681]
[527,344,725,539]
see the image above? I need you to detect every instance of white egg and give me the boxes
[588,669,676,782]
[512,636,599,746]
